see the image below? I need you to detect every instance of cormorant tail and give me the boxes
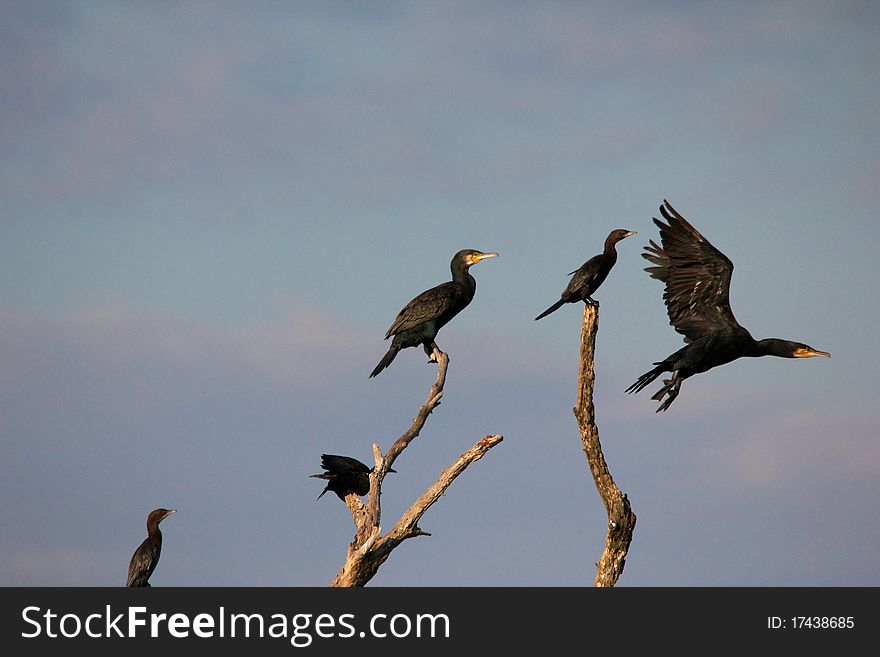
[625,363,665,395]
[309,473,330,500]
[369,344,399,378]
[535,299,566,321]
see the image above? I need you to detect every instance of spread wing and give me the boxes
[319,454,371,475]
[642,200,740,342]
[384,281,465,337]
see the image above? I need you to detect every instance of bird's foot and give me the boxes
[656,396,675,413]
[653,372,681,411]
[650,382,671,401]
[423,342,437,362]
[425,342,443,364]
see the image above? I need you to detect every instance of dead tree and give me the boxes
[573,304,636,587]
[331,347,503,587]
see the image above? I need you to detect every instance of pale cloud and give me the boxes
[697,409,880,490]
[702,77,792,143]
[0,547,117,586]
[2,1,877,587]
[0,304,373,389]
[2,1,843,205]
[441,328,570,381]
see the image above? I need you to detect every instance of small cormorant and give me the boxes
[535,229,636,320]
[626,200,830,412]
[311,454,395,500]
[370,249,498,377]
[126,508,176,587]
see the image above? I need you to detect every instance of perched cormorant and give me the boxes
[535,229,636,320]
[310,454,395,500]
[626,200,830,412]
[126,508,176,587]
[369,249,499,378]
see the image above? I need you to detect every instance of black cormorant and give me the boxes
[626,200,830,412]
[535,229,636,320]
[126,508,176,587]
[370,249,498,377]
[311,454,395,500]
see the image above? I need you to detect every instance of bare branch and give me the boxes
[388,434,503,542]
[573,304,637,587]
[385,349,448,466]
[330,348,501,587]
[358,526,381,556]
[331,433,502,587]
[365,350,448,532]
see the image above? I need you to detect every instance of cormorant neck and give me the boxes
[146,512,169,536]
[450,260,475,287]
[753,338,797,358]
[603,236,621,256]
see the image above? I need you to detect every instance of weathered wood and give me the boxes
[331,351,502,587]
[573,304,637,587]
[332,433,503,587]
[365,348,448,534]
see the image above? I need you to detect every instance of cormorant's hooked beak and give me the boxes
[165,509,178,516]
[466,251,499,266]
[794,348,831,358]
[474,252,499,262]
[623,231,637,238]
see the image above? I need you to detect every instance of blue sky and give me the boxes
[1,1,878,586]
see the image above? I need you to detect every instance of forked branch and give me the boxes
[364,346,448,535]
[331,350,502,587]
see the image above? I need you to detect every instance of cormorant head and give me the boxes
[758,339,831,359]
[146,508,177,531]
[454,249,499,268]
[607,229,637,243]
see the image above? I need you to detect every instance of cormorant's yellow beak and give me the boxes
[794,348,831,358]
[624,231,637,238]
[473,252,499,262]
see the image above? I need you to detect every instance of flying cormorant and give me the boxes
[535,229,636,320]
[626,200,830,412]
[311,454,395,500]
[126,507,176,587]
[370,249,498,377]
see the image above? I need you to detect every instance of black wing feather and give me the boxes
[319,454,371,474]
[563,257,603,300]
[642,200,740,342]
[311,454,372,499]
[384,282,465,337]
[126,536,161,587]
